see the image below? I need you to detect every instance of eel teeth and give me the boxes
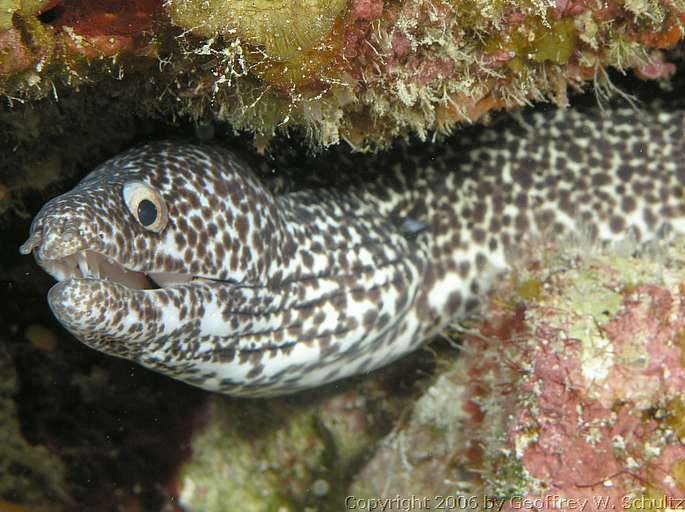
[86,251,101,278]
[78,256,89,278]
[37,249,199,291]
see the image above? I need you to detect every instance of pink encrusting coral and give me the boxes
[463,242,685,506]
[349,0,384,22]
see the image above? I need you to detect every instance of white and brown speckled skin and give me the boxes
[21,106,685,396]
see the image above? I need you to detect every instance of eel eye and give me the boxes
[122,181,168,233]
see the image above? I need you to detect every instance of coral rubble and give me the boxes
[1,0,684,150]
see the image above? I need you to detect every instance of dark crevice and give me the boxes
[37,5,64,25]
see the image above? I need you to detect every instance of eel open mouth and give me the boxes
[37,250,193,290]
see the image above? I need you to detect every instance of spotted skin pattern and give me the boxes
[22,106,685,396]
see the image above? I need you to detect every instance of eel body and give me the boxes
[20,106,685,396]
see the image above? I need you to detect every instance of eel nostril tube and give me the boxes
[19,231,42,255]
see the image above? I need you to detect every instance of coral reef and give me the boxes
[2,10,685,498]
[1,0,684,150]
[463,238,685,504]
[167,0,348,61]
[347,239,685,506]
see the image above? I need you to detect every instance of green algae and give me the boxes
[167,0,347,61]
[564,270,623,319]
[515,278,544,302]
[485,15,577,71]
[528,18,577,64]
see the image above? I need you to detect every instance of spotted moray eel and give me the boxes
[19,105,685,396]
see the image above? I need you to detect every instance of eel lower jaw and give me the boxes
[39,249,195,290]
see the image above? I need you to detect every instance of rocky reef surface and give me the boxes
[462,239,685,503]
[1,0,684,152]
